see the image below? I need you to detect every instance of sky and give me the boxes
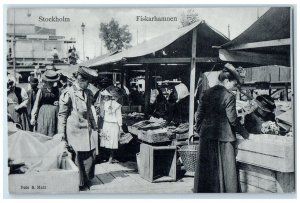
[6,7,269,60]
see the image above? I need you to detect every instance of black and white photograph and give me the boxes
[4,4,295,196]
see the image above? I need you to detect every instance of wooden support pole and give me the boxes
[188,28,197,139]
[125,68,129,87]
[120,66,125,89]
[285,83,289,101]
[113,72,117,84]
[144,64,151,119]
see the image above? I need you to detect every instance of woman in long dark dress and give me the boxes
[194,63,249,193]
[31,70,60,136]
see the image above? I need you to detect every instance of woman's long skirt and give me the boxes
[100,121,119,149]
[193,137,241,193]
[75,149,96,186]
[36,104,58,136]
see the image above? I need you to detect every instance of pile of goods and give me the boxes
[261,121,280,135]
[236,100,257,124]
[128,117,169,143]
[169,123,189,140]
[132,117,167,130]
[123,112,145,126]
[119,132,133,144]
[126,112,144,119]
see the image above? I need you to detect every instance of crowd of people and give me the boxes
[7,66,127,190]
[8,63,278,193]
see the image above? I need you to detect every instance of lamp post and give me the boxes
[81,22,85,61]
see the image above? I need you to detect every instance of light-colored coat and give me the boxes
[58,85,97,152]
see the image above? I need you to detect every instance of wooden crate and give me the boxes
[252,67,270,82]
[9,158,80,194]
[269,66,280,82]
[138,143,177,182]
[245,66,290,83]
[238,162,295,193]
[236,134,294,172]
[279,66,291,81]
[244,68,253,83]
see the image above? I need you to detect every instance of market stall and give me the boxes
[217,7,294,193]
[86,20,230,181]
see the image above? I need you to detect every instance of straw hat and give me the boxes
[42,70,60,82]
[224,63,243,84]
[46,65,57,71]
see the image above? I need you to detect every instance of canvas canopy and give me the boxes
[219,7,291,66]
[58,52,117,78]
[89,21,229,67]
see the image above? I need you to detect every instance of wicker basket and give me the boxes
[178,135,199,174]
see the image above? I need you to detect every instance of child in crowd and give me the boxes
[100,90,122,163]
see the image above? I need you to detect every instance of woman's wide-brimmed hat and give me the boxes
[42,70,60,82]
[106,85,126,100]
[256,95,276,113]
[77,66,98,80]
[224,63,243,84]
[100,89,112,96]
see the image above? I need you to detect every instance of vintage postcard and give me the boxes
[5,6,295,195]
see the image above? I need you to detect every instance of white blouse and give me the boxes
[103,100,122,126]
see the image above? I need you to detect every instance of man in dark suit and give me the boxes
[194,63,249,193]
[27,77,39,131]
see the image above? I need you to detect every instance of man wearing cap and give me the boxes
[58,66,98,190]
[27,77,39,131]
[194,63,249,193]
[244,94,276,134]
